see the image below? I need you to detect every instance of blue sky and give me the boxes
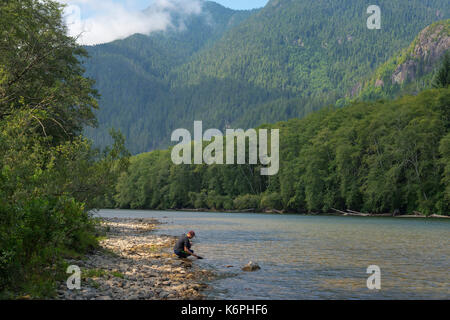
[128,0,268,11]
[214,0,268,10]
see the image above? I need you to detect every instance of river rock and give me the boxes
[242,261,261,272]
[56,218,212,301]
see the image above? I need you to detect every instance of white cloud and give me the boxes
[58,0,203,45]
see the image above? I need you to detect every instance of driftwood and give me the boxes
[397,214,449,218]
[344,212,371,217]
[347,209,370,215]
[331,208,371,216]
[332,208,392,217]
[264,208,284,214]
[330,208,348,215]
[346,209,371,216]
[348,210,393,217]
[430,214,450,219]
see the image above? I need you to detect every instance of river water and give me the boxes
[97,209,449,299]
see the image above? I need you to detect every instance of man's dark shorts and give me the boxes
[174,249,194,258]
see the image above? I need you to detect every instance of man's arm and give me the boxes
[184,246,198,257]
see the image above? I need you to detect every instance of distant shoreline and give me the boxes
[98,208,450,219]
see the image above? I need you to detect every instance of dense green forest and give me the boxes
[0,0,128,298]
[114,60,450,215]
[1,0,449,300]
[84,0,449,154]
[83,2,257,153]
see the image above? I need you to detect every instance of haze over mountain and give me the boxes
[83,0,449,154]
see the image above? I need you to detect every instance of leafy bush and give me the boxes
[233,194,261,210]
[260,193,283,210]
[0,196,97,298]
[0,0,129,298]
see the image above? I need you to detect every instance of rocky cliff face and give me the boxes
[391,22,449,85]
[355,20,449,101]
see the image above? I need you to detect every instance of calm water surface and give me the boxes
[97,209,449,299]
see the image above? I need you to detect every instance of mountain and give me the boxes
[83,2,257,153]
[353,19,450,102]
[83,0,449,154]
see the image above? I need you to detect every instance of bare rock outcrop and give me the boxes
[392,22,450,85]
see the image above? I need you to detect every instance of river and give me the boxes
[96,209,449,299]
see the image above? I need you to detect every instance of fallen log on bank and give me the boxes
[330,208,348,215]
[331,208,393,217]
[346,209,371,216]
[430,214,450,219]
[264,208,284,214]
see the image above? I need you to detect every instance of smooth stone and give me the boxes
[242,261,261,272]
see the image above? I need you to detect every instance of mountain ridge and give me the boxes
[354,19,450,101]
[83,0,450,154]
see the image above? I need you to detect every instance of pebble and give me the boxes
[55,218,212,300]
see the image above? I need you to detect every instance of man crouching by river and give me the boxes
[174,231,203,259]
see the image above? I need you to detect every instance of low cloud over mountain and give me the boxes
[59,0,203,45]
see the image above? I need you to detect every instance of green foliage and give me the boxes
[233,194,261,211]
[115,88,450,215]
[433,50,450,88]
[0,0,129,298]
[83,2,256,153]
[0,0,99,142]
[0,108,128,297]
[83,0,450,154]
[0,195,97,298]
[260,193,283,210]
[439,133,450,211]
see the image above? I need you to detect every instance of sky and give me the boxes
[122,0,269,11]
[57,0,269,45]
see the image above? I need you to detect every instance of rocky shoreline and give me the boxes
[56,218,215,300]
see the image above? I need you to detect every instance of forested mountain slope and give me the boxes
[83,2,256,152]
[84,0,449,154]
[354,20,450,102]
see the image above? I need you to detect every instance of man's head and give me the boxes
[187,230,196,238]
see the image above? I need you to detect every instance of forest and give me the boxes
[0,0,129,298]
[1,0,449,301]
[114,56,450,215]
[83,0,450,154]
